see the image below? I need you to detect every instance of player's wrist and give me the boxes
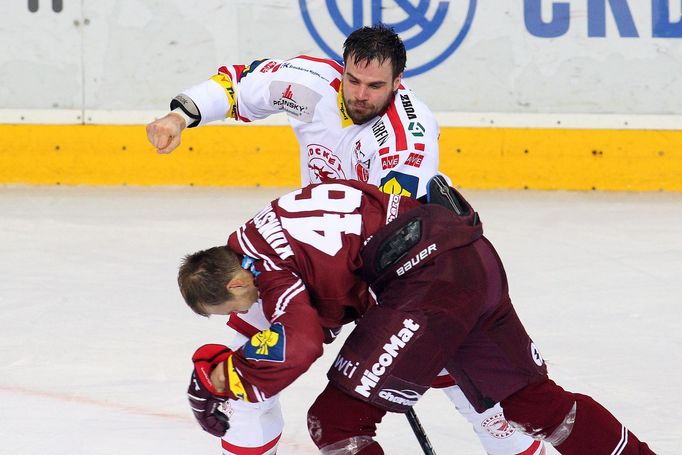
[210,361,227,393]
[168,110,189,130]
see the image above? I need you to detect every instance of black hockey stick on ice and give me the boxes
[406,408,437,455]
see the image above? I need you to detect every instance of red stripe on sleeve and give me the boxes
[221,433,281,455]
[226,315,261,338]
[386,102,407,151]
[295,55,344,75]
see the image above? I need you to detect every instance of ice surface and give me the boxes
[1,185,680,454]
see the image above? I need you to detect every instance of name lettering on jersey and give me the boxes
[253,204,294,260]
[396,244,437,276]
[372,119,389,146]
[399,94,417,120]
[269,81,321,123]
[332,354,360,379]
[378,388,421,407]
[354,319,421,398]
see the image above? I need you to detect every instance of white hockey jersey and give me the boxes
[181,55,440,199]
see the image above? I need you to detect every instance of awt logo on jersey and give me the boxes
[332,354,360,379]
[354,318,421,398]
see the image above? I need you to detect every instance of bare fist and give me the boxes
[146,112,187,154]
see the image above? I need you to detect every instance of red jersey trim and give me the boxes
[295,55,344,75]
[430,374,457,389]
[221,433,281,454]
[386,102,407,151]
[226,315,260,338]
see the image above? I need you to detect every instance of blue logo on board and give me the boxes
[299,0,477,77]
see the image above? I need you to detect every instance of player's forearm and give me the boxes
[176,78,232,127]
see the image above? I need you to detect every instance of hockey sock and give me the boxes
[554,394,656,455]
[308,383,386,452]
[502,380,656,455]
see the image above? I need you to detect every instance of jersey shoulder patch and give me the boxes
[379,171,420,198]
[243,322,286,363]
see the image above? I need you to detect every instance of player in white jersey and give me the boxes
[148,24,545,455]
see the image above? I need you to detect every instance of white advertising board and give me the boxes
[1,1,681,122]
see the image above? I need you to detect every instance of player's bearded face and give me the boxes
[342,57,401,124]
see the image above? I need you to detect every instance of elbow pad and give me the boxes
[170,93,202,128]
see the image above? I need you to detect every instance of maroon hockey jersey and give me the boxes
[223,181,420,402]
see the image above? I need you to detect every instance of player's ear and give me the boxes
[225,269,251,292]
[393,72,403,91]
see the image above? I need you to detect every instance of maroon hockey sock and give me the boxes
[308,383,387,451]
[502,380,656,455]
[554,394,656,455]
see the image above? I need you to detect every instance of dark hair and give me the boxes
[177,246,242,317]
[343,23,406,78]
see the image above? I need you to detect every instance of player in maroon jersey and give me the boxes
[180,179,655,454]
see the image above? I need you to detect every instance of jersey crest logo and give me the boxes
[299,1,476,77]
[307,144,346,181]
[379,171,419,197]
[243,323,286,363]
